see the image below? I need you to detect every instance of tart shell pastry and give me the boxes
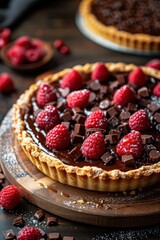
[13,63,160,192]
[80,0,160,51]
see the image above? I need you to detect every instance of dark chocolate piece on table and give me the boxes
[61,111,72,122]
[48,232,62,240]
[107,106,118,117]
[13,216,25,227]
[74,124,85,135]
[127,103,137,112]
[73,114,86,124]
[2,229,16,240]
[34,209,45,222]
[71,133,84,144]
[47,216,58,226]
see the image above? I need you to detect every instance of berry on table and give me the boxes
[0,73,14,93]
[17,227,42,240]
[0,185,21,210]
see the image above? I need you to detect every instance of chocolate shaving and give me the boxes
[122,155,135,167]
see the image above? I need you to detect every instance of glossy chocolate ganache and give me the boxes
[24,70,160,172]
[91,0,160,36]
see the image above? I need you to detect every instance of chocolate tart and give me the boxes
[80,0,160,51]
[13,62,160,192]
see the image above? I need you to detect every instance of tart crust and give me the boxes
[13,63,160,192]
[80,0,160,51]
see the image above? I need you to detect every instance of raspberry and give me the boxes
[15,36,32,50]
[0,185,21,210]
[60,69,83,91]
[128,67,147,87]
[17,227,42,240]
[81,132,105,159]
[66,89,90,108]
[31,39,43,49]
[146,59,160,70]
[0,73,14,93]
[153,83,160,97]
[85,110,107,130]
[7,46,25,65]
[116,130,143,158]
[25,48,41,62]
[36,105,60,130]
[36,83,57,107]
[0,28,11,41]
[0,38,6,48]
[60,45,70,55]
[53,39,64,49]
[91,63,110,82]
[129,110,150,131]
[46,124,70,150]
[113,85,136,107]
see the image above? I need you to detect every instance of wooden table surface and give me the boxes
[0,1,160,239]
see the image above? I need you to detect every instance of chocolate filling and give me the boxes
[23,71,160,172]
[91,0,160,36]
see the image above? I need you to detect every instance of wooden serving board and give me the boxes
[1,109,160,227]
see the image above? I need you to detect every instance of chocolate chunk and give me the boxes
[63,237,75,240]
[147,103,160,113]
[61,111,72,122]
[122,155,135,167]
[127,103,137,112]
[68,146,82,161]
[144,144,156,154]
[149,150,160,163]
[3,229,16,240]
[89,80,100,91]
[115,74,126,85]
[109,80,119,91]
[100,85,108,94]
[57,101,66,111]
[47,216,58,226]
[61,122,70,129]
[89,91,96,103]
[107,106,118,117]
[72,107,83,115]
[99,98,110,110]
[71,133,84,144]
[101,152,115,165]
[118,123,130,136]
[13,216,25,227]
[109,129,121,137]
[86,128,106,136]
[59,87,70,97]
[137,87,149,97]
[141,134,154,144]
[73,114,86,124]
[74,124,85,135]
[153,112,160,123]
[105,134,119,145]
[120,110,131,121]
[48,232,62,240]
[139,98,151,108]
[34,209,45,222]
[108,116,120,129]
